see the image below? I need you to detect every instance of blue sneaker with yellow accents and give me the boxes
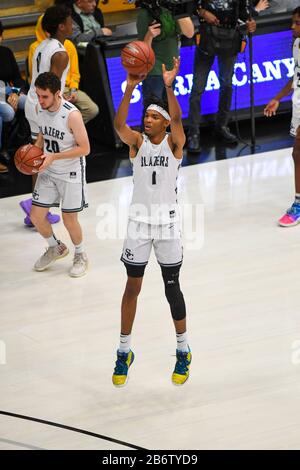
[172,348,192,386]
[112,350,135,387]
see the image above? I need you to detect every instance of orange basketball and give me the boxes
[14,144,43,175]
[121,41,155,76]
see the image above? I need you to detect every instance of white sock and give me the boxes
[74,241,84,254]
[295,193,300,203]
[46,234,59,247]
[118,333,131,353]
[176,332,189,352]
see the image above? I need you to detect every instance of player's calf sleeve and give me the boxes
[161,265,186,321]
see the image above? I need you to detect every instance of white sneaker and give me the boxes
[69,252,88,278]
[34,242,69,271]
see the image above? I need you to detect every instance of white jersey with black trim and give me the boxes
[27,38,69,104]
[38,99,86,183]
[129,133,182,225]
[293,37,300,118]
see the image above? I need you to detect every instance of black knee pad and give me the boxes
[161,265,186,321]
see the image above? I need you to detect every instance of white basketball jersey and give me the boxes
[293,37,300,118]
[28,38,69,104]
[38,99,85,183]
[129,134,182,225]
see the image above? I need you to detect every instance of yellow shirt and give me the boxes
[28,15,80,90]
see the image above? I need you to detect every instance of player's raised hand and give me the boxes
[264,99,279,117]
[162,57,180,88]
[126,73,145,88]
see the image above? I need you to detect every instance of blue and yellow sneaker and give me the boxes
[172,348,192,386]
[112,350,135,387]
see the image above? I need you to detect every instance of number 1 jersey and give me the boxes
[129,134,182,225]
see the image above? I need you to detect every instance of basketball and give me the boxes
[121,41,155,76]
[14,144,43,175]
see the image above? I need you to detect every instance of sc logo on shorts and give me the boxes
[32,190,39,201]
[125,249,134,260]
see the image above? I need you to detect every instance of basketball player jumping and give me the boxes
[20,4,72,227]
[112,57,191,386]
[264,7,300,227]
[30,72,89,277]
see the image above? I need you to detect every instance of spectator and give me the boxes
[0,21,27,172]
[29,8,99,124]
[187,1,257,152]
[71,0,112,45]
[136,0,194,122]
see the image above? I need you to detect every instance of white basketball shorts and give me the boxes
[121,219,183,268]
[32,172,88,212]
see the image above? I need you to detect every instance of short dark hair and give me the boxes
[35,72,61,94]
[144,94,169,114]
[42,5,71,36]
[0,20,3,36]
[293,7,300,17]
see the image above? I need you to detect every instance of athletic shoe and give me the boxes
[20,198,60,224]
[278,202,300,227]
[34,242,69,271]
[24,216,34,227]
[19,198,32,216]
[24,213,60,227]
[46,212,60,224]
[112,350,135,387]
[69,252,88,278]
[172,348,192,386]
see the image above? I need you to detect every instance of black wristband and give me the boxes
[165,85,172,88]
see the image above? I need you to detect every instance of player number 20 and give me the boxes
[45,139,60,154]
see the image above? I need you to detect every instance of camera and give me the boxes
[134,0,195,22]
